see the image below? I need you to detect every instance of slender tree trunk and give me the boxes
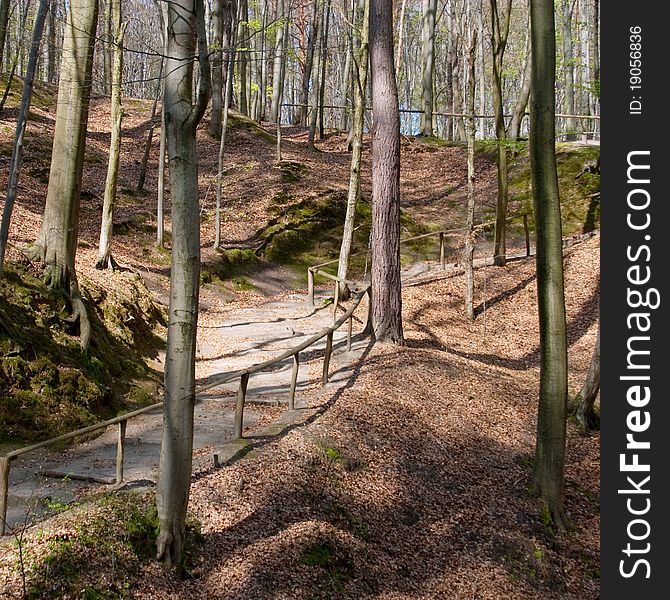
[394,0,407,75]
[507,24,532,141]
[103,0,113,95]
[464,29,477,321]
[28,0,99,350]
[157,107,167,247]
[0,0,10,71]
[308,0,322,149]
[0,0,48,274]
[572,315,600,430]
[137,59,164,192]
[338,0,354,131]
[420,0,436,136]
[530,0,568,529]
[490,0,511,266]
[46,0,57,82]
[562,0,575,139]
[214,49,235,249]
[318,0,331,139]
[337,0,368,295]
[477,1,486,138]
[156,0,211,567]
[270,0,286,123]
[96,0,125,269]
[370,0,403,344]
[298,0,318,125]
[236,0,248,115]
[209,0,224,136]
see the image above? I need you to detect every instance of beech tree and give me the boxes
[489,0,512,266]
[369,0,403,344]
[156,0,211,566]
[96,0,126,270]
[28,0,99,350]
[530,0,568,528]
[572,313,600,431]
[419,0,437,136]
[336,0,369,296]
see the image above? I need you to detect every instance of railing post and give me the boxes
[322,332,333,385]
[307,268,315,305]
[115,420,127,484]
[234,373,250,439]
[439,232,445,269]
[289,353,300,410]
[347,315,353,352]
[0,456,9,535]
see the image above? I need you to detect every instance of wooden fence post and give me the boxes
[322,332,333,385]
[289,353,300,410]
[115,420,127,484]
[307,269,315,305]
[0,456,9,535]
[234,373,250,439]
[439,232,445,269]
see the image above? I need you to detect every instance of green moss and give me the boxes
[507,143,600,237]
[226,110,276,143]
[301,537,355,591]
[0,265,164,443]
[278,160,308,182]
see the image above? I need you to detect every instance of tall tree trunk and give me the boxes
[490,0,511,266]
[270,0,286,123]
[137,58,164,192]
[214,49,235,248]
[96,0,125,269]
[46,0,57,82]
[507,24,532,141]
[28,0,99,350]
[236,0,248,115]
[103,0,113,95]
[561,0,575,139]
[156,106,167,247]
[369,0,403,344]
[420,0,436,137]
[156,0,211,567]
[298,0,318,125]
[477,1,486,138]
[307,0,322,149]
[208,0,224,136]
[0,0,10,71]
[530,0,568,529]
[572,314,600,430]
[464,28,477,321]
[338,0,354,131]
[0,0,49,274]
[336,0,368,294]
[318,0,331,139]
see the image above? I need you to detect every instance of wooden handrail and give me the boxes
[1,278,371,534]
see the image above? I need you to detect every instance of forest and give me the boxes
[0,0,600,597]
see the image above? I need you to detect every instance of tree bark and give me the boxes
[96,0,125,270]
[0,0,10,71]
[369,0,403,344]
[490,0,512,266]
[419,0,436,137]
[336,0,368,294]
[298,0,319,126]
[307,0,322,149]
[156,0,211,567]
[0,0,48,274]
[561,0,576,139]
[507,18,532,141]
[464,29,477,321]
[28,0,99,351]
[270,0,286,123]
[530,0,568,529]
[208,0,224,136]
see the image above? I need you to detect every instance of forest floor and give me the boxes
[0,89,599,598]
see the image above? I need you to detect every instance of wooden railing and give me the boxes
[0,281,372,534]
[307,227,469,305]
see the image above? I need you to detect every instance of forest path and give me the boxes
[2,229,596,533]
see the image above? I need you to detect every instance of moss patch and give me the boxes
[506,143,600,237]
[0,265,165,443]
